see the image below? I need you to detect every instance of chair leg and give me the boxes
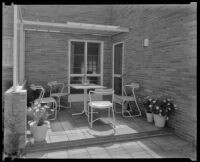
[112,106,115,127]
[113,102,122,114]
[48,101,57,121]
[90,107,93,128]
[58,97,61,112]
[122,101,134,118]
[87,105,90,123]
[54,101,57,120]
[133,100,142,117]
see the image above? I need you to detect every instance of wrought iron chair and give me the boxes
[30,84,58,120]
[87,89,115,128]
[114,83,142,118]
[47,81,71,112]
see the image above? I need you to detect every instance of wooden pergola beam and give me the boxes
[22,20,129,33]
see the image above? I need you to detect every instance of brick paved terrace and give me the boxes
[26,103,170,146]
[25,134,196,159]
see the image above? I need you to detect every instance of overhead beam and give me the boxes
[24,28,114,36]
[22,20,129,33]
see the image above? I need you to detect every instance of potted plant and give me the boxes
[28,103,50,142]
[152,95,177,127]
[142,96,154,122]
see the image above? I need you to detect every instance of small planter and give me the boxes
[153,114,166,127]
[29,121,49,142]
[146,112,153,123]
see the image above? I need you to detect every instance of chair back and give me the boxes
[89,89,114,104]
[48,81,65,96]
[123,83,139,97]
[30,84,45,105]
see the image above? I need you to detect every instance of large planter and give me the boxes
[29,121,49,142]
[146,112,153,123]
[153,114,166,127]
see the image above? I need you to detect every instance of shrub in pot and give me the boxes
[28,103,50,142]
[152,95,177,127]
[142,96,154,122]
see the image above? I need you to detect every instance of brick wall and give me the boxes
[4,86,27,154]
[111,4,196,145]
[25,31,112,95]
[21,5,112,25]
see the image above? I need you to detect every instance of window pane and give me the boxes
[87,43,100,74]
[70,77,83,94]
[114,43,122,75]
[87,76,101,93]
[87,76,100,84]
[70,41,85,74]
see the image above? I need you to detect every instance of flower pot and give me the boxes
[146,112,153,122]
[29,121,49,142]
[153,114,166,127]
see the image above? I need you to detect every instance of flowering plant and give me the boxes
[27,103,49,126]
[151,95,177,119]
[142,96,154,113]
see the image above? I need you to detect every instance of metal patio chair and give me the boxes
[87,89,115,128]
[48,81,71,112]
[30,84,58,120]
[114,83,142,118]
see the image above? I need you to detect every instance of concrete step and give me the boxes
[25,128,174,153]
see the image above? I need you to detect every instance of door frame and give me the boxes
[112,41,124,96]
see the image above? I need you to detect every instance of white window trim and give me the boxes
[68,39,104,94]
[112,41,124,95]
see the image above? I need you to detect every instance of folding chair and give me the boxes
[30,84,58,120]
[87,89,115,128]
[48,81,71,112]
[114,83,142,118]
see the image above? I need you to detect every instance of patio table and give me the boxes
[70,83,105,116]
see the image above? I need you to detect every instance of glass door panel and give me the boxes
[114,77,122,95]
[87,42,101,75]
[114,43,122,75]
[113,43,123,96]
[70,41,85,74]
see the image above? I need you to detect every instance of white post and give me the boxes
[19,23,24,84]
[13,4,18,91]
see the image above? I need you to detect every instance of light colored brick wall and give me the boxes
[111,4,196,145]
[25,31,112,93]
[21,5,112,25]
[3,5,13,37]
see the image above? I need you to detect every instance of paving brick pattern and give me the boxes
[25,134,196,160]
[26,106,163,145]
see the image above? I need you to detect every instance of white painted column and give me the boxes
[13,5,18,91]
[19,23,24,84]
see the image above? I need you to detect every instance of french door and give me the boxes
[112,42,124,96]
[69,40,103,94]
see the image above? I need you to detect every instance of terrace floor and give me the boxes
[25,103,196,159]
[26,102,169,145]
[26,134,196,159]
